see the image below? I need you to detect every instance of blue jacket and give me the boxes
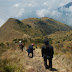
[27,45,33,53]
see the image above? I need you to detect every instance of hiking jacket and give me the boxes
[27,45,33,53]
[41,45,54,58]
[19,43,24,48]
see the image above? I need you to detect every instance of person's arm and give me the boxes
[52,46,54,54]
[51,46,54,58]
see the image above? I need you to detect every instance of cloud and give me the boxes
[15,8,24,17]
[51,10,62,18]
[36,9,50,17]
[43,1,48,6]
[69,6,72,12]
[0,0,72,27]
[28,3,37,7]
[13,3,21,7]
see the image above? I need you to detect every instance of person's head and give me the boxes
[19,41,22,43]
[43,38,49,45]
[31,43,34,46]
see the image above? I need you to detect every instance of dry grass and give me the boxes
[0,17,71,43]
[0,46,72,72]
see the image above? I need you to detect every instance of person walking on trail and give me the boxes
[27,43,34,58]
[19,41,24,51]
[41,38,54,70]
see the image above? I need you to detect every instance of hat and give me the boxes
[19,41,22,43]
[32,43,34,46]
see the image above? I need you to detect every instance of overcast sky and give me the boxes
[0,0,72,27]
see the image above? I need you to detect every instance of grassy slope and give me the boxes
[48,30,72,71]
[21,17,71,35]
[0,18,31,42]
[0,45,72,72]
[0,17,71,43]
[0,30,72,72]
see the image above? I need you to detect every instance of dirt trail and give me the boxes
[1,47,71,72]
[23,48,69,72]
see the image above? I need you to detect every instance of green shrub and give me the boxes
[3,65,15,72]
[63,38,67,41]
[55,41,60,44]
[13,38,28,44]
[13,39,18,43]
[29,38,34,43]
[0,59,15,72]
[35,38,43,44]
[48,38,53,44]
[0,43,5,47]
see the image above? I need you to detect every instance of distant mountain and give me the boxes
[58,2,72,10]
[0,17,71,42]
[64,2,72,8]
[21,17,71,33]
[70,26,72,29]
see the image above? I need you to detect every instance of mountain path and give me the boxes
[23,48,69,72]
[1,47,71,72]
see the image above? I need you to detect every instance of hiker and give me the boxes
[19,41,24,51]
[27,43,34,58]
[41,38,54,70]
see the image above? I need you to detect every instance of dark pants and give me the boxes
[43,56,52,69]
[28,52,33,57]
[20,47,23,51]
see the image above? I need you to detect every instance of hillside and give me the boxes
[0,17,71,42]
[0,41,72,72]
[0,30,72,72]
[0,18,31,42]
[48,30,72,72]
[21,17,71,34]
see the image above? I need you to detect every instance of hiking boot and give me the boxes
[49,68,52,71]
[45,66,49,69]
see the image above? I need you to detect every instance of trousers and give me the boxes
[43,56,52,69]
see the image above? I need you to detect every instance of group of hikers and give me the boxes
[19,38,54,71]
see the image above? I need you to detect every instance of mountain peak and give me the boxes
[64,2,72,8]
[8,18,21,23]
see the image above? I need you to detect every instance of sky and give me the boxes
[0,0,72,27]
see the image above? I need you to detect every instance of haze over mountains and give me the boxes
[0,17,71,42]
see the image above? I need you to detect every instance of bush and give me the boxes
[22,39,27,44]
[0,59,15,72]
[0,43,5,47]
[13,38,28,44]
[63,38,67,41]
[3,65,15,72]
[48,38,53,44]
[13,39,18,43]
[29,38,35,43]
[35,38,43,44]
[55,41,60,44]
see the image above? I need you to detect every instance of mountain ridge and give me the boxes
[64,2,72,8]
[0,17,71,42]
